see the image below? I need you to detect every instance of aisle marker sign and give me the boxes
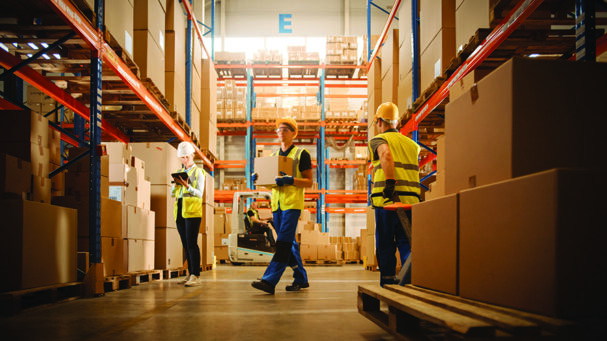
[279,14,293,34]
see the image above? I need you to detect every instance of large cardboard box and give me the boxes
[101,237,125,276]
[411,193,458,295]
[420,27,455,92]
[444,58,607,195]
[127,205,155,240]
[398,2,414,67]
[103,142,132,166]
[130,142,180,185]
[380,29,399,80]
[381,64,398,104]
[125,164,151,210]
[126,239,155,272]
[253,156,294,186]
[198,119,217,156]
[201,203,215,235]
[0,200,77,291]
[1,153,32,197]
[420,0,456,51]
[106,0,134,57]
[66,148,110,177]
[165,71,187,116]
[455,0,490,52]
[301,244,318,261]
[133,30,165,94]
[0,110,48,147]
[199,233,214,266]
[134,0,166,49]
[459,169,606,318]
[155,227,183,269]
[397,71,413,113]
[31,175,52,204]
[165,0,186,31]
[151,184,176,228]
[51,195,125,238]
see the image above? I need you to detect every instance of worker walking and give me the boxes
[172,142,205,287]
[251,117,313,294]
[247,200,276,246]
[368,103,421,287]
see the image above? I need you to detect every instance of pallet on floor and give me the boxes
[104,275,132,292]
[358,284,581,340]
[304,259,344,266]
[0,282,84,316]
[128,269,163,286]
[161,267,187,279]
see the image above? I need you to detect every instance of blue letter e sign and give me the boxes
[279,13,293,34]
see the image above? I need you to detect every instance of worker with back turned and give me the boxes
[251,117,313,294]
[368,102,421,287]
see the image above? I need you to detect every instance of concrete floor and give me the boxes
[1,264,397,341]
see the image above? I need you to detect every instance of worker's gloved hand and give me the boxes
[275,171,294,187]
[383,179,396,201]
[251,172,258,183]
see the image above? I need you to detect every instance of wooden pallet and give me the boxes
[325,64,356,79]
[128,270,163,286]
[304,259,344,266]
[201,264,214,272]
[358,284,581,340]
[104,275,132,292]
[365,264,379,272]
[0,282,84,316]
[162,267,188,279]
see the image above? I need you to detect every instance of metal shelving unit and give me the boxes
[0,0,215,265]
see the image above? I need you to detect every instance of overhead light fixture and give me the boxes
[53,53,61,59]
[0,43,8,52]
[27,53,33,58]
[42,54,51,60]
[41,42,49,48]
[27,42,38,50]
[12,42,19,48]
[528,54,540,58]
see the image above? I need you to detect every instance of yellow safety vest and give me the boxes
[271,146,305,212]
[247,208,260,226]
[369,131,421,207]
[173,165,204,219]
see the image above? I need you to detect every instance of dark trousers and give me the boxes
[252,222,276,245]
[176,198,201,276]
[375,208,411,287]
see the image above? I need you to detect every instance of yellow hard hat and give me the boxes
[374,102,399,123]
[276,117,298,138]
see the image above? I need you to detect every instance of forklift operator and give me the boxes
[246,201,276,246]
[250,117,313,294]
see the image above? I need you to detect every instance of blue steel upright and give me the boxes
[185,8,193,126]
[576,0,596,62]
[245,71,253,189]
[411,0,420,144]
[318,69,326,230]
[89,0,104,264]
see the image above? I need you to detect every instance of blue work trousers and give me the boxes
[375,208,411,287]
[262,206,308,286]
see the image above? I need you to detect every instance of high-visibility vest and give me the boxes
[369,131,421,207]
[247,208,260,226]
[173,165,205,219]
[270,146,306,211]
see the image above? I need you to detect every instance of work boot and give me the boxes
[285,282,309,291]
[185,276,203,287]
[251,280,275,294]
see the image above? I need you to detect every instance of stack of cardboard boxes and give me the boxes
[326,36,358,64]
[0,109,78,292]
[381,30,399,105]
[412,58,607,318]
[199,58,218,157]
[133,0,166,95]
[213,207,231,261]
[165,0,188,120]
[216,80,246,121]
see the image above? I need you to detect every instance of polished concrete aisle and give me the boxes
[1,264,396,341]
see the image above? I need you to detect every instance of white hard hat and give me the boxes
[177,141,196,157]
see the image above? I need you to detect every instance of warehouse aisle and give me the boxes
[1,265,396,340]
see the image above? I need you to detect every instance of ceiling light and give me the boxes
[53,53,61,59]
[27,42,38,50]
[27,53,33,58]
[12,42,18,48]
[41,42,49,48]
[0,43,8,52]
[42,54,50,60]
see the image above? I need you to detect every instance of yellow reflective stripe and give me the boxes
[374,180,421,188]
[374,161,419,172]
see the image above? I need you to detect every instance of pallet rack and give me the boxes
[0,0,215,267]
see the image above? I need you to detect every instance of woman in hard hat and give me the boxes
[368,102,421,287]
[251,117,313,294]
[172,141,205,287]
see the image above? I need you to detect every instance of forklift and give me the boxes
[227,191,275,265]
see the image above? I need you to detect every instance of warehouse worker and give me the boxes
[246,200,276,246]
[368,102,421,287]
[251,117,313,294]
[172,141,205,287]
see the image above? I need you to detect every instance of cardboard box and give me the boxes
[133,30,165,94]
[381,64,398,104]
[125,166,151,210]
[199,233,214,266]
[420,27,455,92]
[444,58,607,195]
[30,143,49,177]
[151,184,176,228]
[214,245,229,261]
[155,227,183,269]
[317,244,338,261]
[201,203,215,235]
[165,0,186,31]
[253,156,294,186]
[130,142,180,185]
[198,119,217,156]
[106,0,134,57]
[101,237,125,276]
[66,147,110,177]
[126,238,155,272]
[134,0,165,49]
[1,153,32,196]
[0,200,77,291]
[455,0,490,52]
[301,244,318,261]
[165,71,187,117]
[0,110,48,147]
[52,195,125,238]
[412,193,458,295]
[420,0,456,51]
[459,169,606,318]
[103,142,132,166]
[127,205,155,240]
[381,29,399,80]
[31,175,52,204]
[397,71,413,113]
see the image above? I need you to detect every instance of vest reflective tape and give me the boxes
[369,132,420,207]
[271,147,305,211]
[173,166,204,219]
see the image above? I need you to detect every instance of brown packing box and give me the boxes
[106,0,134,57]
[317,244,338,261]
[199,233,214,266]
[0,153,32,196]
[134,0,166,48]
[455,0,490,52]
[165,0,186,31]
[444,57,607,195]
[133,30,166,95]
[165,71,187,116]
[127,205,155,240]
[420,27,455,92]
[101,237,126,276]
[64,171,109,199]
[0,200,77,292]
[66,147,110,177]
[151,184,176,228]
[448,68,491,102]
[203,172,214,205]
[367,58,382,95]
[381,64,398,104]
[126,239,155,272]
[201,203,215,235]
[0,109,49,147]
[155,227,183,269]
[103,142,132,166]
[30,143,50,177]
[52,195,124,238]
[411,193,458,295]
[130,142,180,185]
[398,1,414,62]
[198,119,217,156]
[214,245,229,261]
[125,165,151,210]
[380,29,399,80]
[397,71,413,113]
[253,156,294,186]
[32,175,52,204]
[191,68,202,113]
[301,244,318,261]
[420,0,456,51]
[459,169,607,318]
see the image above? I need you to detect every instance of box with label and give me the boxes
[155,227,183,269]
[151,184,176,228]
[125,166,151,210]
[127,205,155,240]
[444,58,607,195]
[0,200,77,291]
[459,169,606,318]
[253,156,294,186]
[126,238,155,272]
[101,237,125,276]
[31,175,52,204]
[130,143,180,185]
